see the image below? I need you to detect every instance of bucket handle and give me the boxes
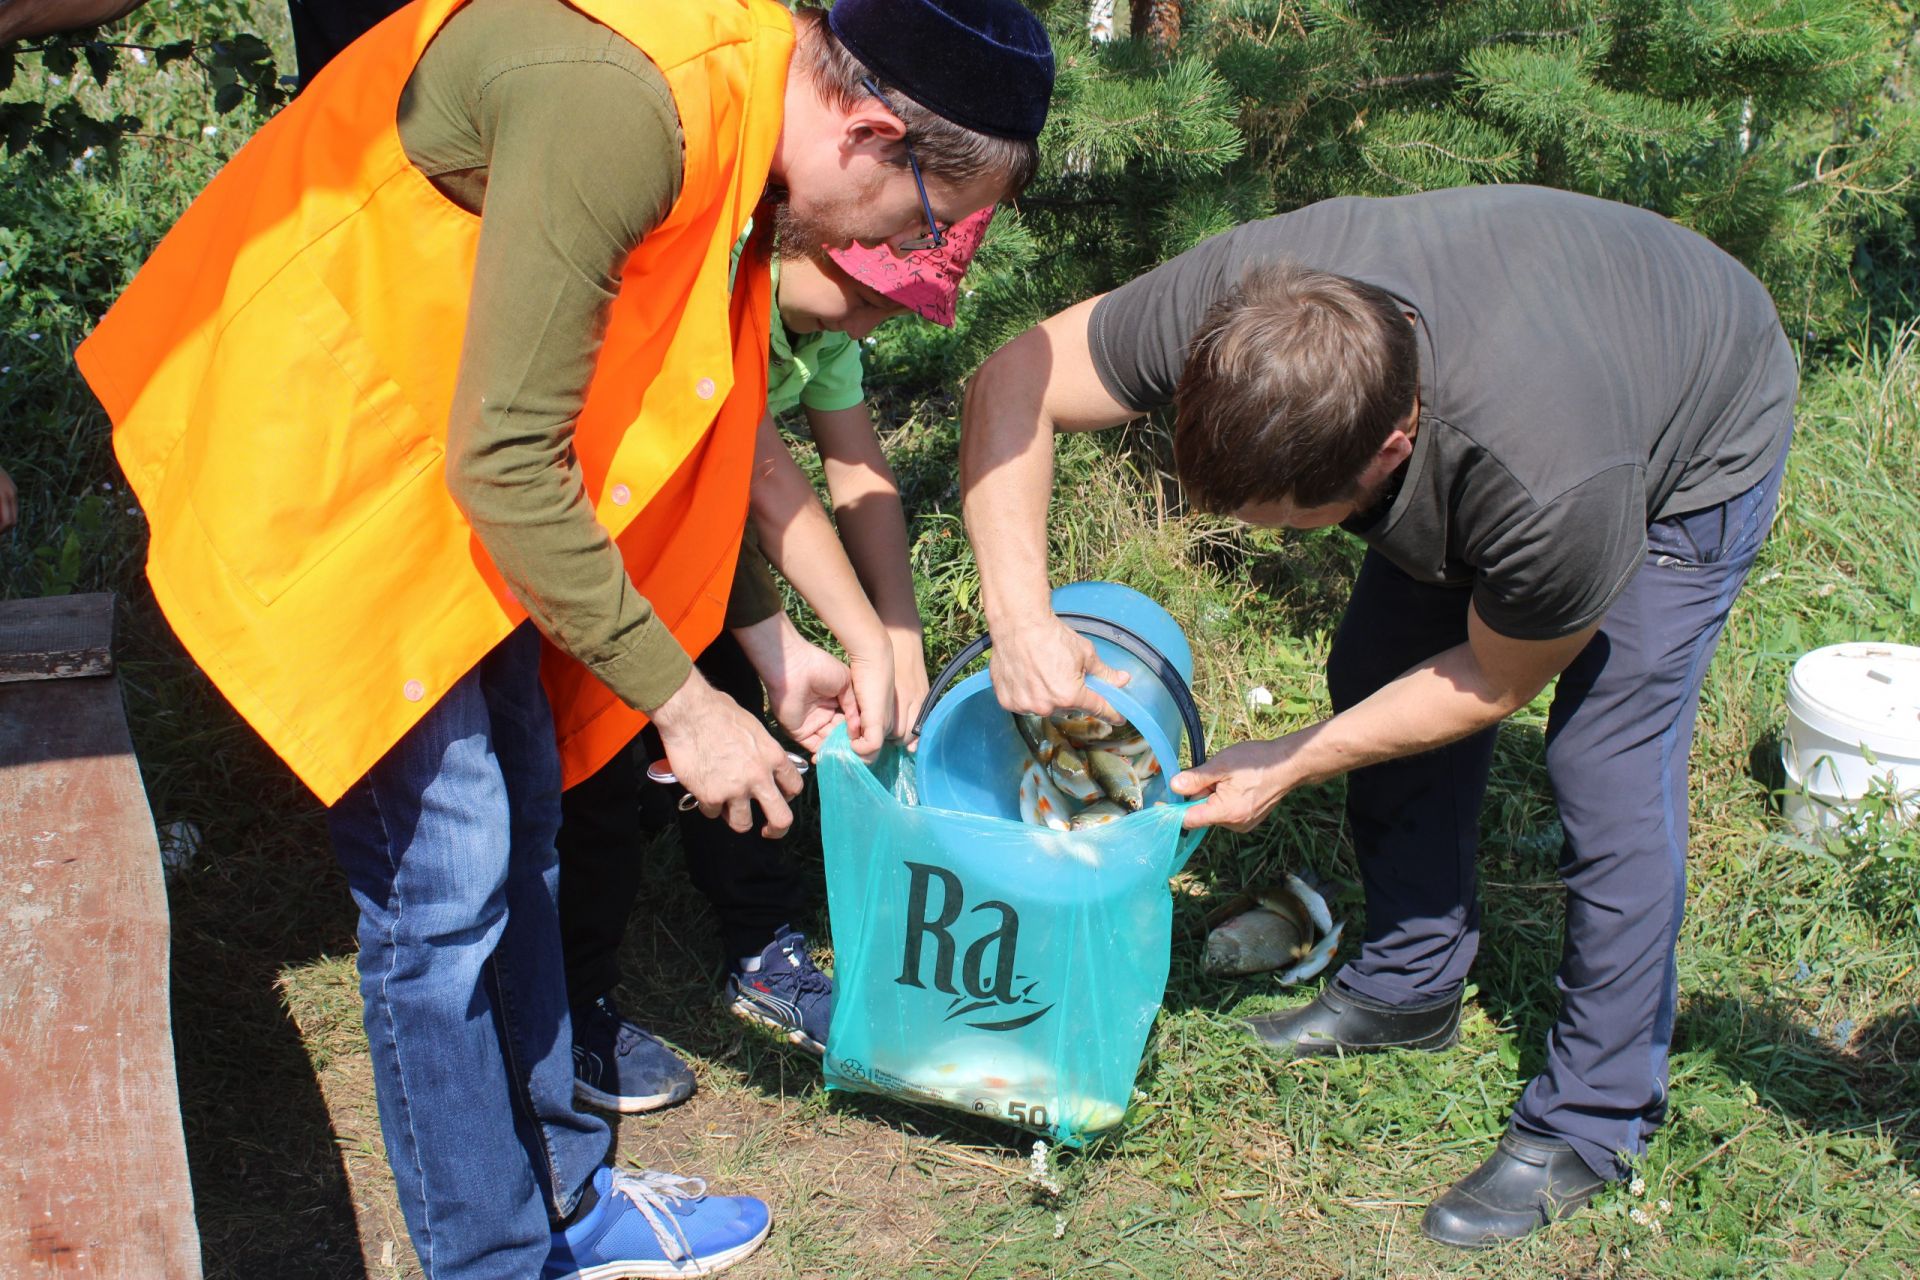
[912,611,1208,766]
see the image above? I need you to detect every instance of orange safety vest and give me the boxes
[76,0,792,804]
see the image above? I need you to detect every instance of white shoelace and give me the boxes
[608,1168,708,1262]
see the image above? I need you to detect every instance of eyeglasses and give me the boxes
[861,78,946,251]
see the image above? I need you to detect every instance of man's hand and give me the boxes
[650,669,803,837]
[733,612,857,755]
[1170,735,1305,832]
[1170,611,1597,832]
[0,466,16,533]
[989,612,1130,723]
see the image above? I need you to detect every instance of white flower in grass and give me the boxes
[1629,1175,1646,1196]
[1656,1198,1672,1215]
[1026,1139,1062,1198]
[1629,1207,1651,1226]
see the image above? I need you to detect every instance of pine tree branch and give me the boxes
[1478,28,1584,45]
[1376,138,1522,168]
[1785,140,1915,199]
[1353,70,1455,91]
[1351,27,1587,92]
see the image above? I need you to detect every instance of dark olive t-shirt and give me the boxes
[1088,186,1798,640]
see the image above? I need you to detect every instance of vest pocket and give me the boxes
[182,259,442,606]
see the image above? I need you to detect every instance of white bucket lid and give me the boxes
[1786,643,1920,753]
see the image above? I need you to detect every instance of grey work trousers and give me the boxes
[1326,442,1788,1181]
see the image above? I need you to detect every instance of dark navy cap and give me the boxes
[828,0,1055,143]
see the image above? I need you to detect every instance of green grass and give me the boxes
[5,11,1918,1277]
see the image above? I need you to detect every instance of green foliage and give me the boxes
[0,7,286,167]
[880,0,1919,389]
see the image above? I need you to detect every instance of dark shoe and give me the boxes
[1421,1128,1609,1248]
[726,926,833,1056]
[1246,981,1460,1058]
[570,996,697,1114]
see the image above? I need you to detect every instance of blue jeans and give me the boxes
[327,623,609,1278]
[1326,441,1789,1181]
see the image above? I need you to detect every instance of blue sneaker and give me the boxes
[546,1165,771,1278]
[572,996,697,1114]
[725,926,833,1055]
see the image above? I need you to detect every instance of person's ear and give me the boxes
[1361,429,1413,486]
[841,101,907,157]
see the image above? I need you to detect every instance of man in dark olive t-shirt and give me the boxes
[959,185,1793,1248]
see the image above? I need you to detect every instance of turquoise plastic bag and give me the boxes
[818,726,1205,1147]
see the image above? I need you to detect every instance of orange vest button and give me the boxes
[610,483,632,506]
[695,377,716,400]
[403,680,426,702]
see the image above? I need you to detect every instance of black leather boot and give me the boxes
[1421,1128,1610,1248]
[1245,981,1460,1058]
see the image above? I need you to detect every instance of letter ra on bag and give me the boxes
[896,862,1054,1031]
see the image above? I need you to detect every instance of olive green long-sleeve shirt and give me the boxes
[399,0,697,709]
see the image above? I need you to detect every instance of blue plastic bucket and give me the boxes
[913,581,1205,821]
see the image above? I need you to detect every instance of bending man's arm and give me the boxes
[1174,607,1596,830]
[0,0,146,44]
[959,295,1142,722]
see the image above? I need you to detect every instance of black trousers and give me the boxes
[1326,443,1787,1181]
[555,633,810,1006]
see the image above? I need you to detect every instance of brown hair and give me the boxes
[1173,261,1418,515]
[790,7,1040,196]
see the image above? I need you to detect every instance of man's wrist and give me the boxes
[647,666,715,734]
[1273,720,1343,791]
[986,597,1058,638]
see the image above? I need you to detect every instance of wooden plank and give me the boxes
[0,594,115,683]
[0,674,201,1279]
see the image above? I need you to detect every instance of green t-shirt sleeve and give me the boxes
[793,330,867,413]
[413,4,695,711]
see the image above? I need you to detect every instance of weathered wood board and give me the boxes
[0,666,202,1276]
[0,593,115,683]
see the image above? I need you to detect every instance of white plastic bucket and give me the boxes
[1781,643,1920,832]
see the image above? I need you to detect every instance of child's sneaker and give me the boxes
[725,926,833,1055]
[545,1165,770,1279]
[572,995,697,1114]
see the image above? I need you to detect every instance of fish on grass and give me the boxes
[1203,874,1344,983]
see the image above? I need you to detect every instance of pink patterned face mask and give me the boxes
[825,207,994,328]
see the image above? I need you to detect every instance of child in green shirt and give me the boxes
[555,212,994,1110]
